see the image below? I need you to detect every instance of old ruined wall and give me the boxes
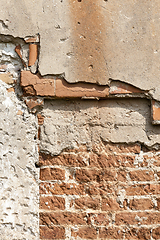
[38,99,160,240]
[1,1,160,240]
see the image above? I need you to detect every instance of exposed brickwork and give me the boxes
[21,71,160,126]
[110,81,143,94]
[21,71,145,99]
[152,100,160,124]
[28,43,38,67]
[25,98,43,110]
[39,143,160,239]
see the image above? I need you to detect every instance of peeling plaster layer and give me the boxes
[0,81,39,239]
[40,99,160,155]
[1,1,160,99]
[0,43,23,79]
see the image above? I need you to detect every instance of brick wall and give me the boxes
[39,143,160,240]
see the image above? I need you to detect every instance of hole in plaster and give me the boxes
[88,64,93,72]
[35,162,40,168]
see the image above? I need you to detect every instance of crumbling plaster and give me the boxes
[0,43,39,239]
[40,99,160,156]
[0,80,39,239]
[1,1,160,239]
[1,0,160,100]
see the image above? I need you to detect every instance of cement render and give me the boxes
[0,42,39,239]
[0,80,39,239]
[1,1,160,239]
[40,99,160,155]
[1,1,160,99]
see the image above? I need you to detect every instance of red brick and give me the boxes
[55,78,109,98]
[75,169,98,183]
[156,198,160,210]
[39,152,89,167]
[157,171,160,178]
[125,184,160,196]
[99,227,123,239]
[116,155,135,168]
[40,167,65,181]
[40,226,65,239]
[87,213,109,226]
[115,212,160,225]
[38,143,160,240]
[40,196,65,210]
[39,153,64,166]
[85,182,115,196]
[129,198,154,210]
[40,212,86,226]
[101,169,116,181]
[76,168,115,184]
[125,228,151,240]
[102,198,120,211]
[28,43,38,66]
[152,100,160,122]
[73,197,100,210]
[89,154,115,168]
[40,182,85,195]
[15,45,26,67]
[117,170,127,181]
[23,85,36,96]
[21,71,55,97]
[129,170,154,181]
[89,154,134,168]
[152,227,160,239]
[25,98,43,110]
[71,227,97,239]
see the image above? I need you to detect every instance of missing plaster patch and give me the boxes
[0,42,23,89]
[0,35,28,83]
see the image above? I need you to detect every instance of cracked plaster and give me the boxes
[0,0,160,100]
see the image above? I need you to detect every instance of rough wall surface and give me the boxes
[40,99,160,155]
[1,1,160,99]
[0,81,39,239]
[1,1,160,240]
[39,143,160,240]
[38,99,160,239]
